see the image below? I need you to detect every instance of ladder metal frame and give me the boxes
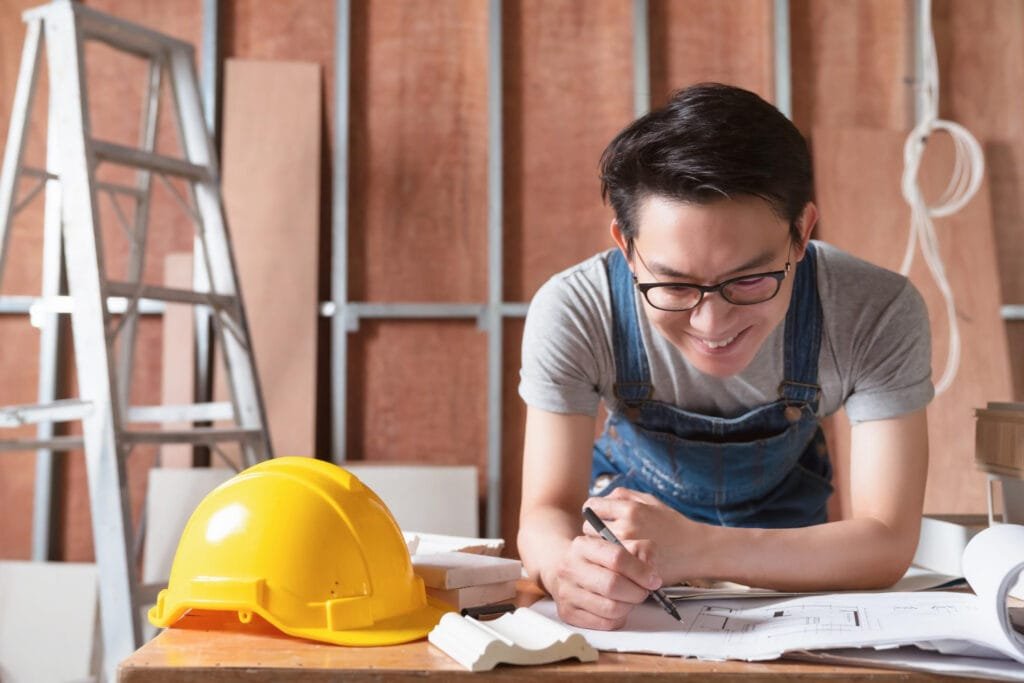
[0,1,272,677]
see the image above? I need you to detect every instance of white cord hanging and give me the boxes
[900,0,985,395]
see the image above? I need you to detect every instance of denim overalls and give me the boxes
[591,243,833,528]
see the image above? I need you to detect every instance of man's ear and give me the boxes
[610,219,631,260]
[792,202,819,261]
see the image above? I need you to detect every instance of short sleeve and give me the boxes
[518,264,611,417]
[842,280,934,423]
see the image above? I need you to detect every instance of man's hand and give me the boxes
[582,487,704,586]
[547,530,662,630]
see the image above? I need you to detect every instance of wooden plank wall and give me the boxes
[1,0,1022,561]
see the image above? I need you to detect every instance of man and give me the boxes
[517,83,932,630]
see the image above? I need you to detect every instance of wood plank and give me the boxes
[789,0,912,133]
[932,1,1024,400]
[348,0,488,302]
[159,253,193,467]
[347,320,487,526]
[501,319,526,552]
[504,0,632,302]
[649,0,774,107]
[812,127,1012,516]
[219,59,321,458]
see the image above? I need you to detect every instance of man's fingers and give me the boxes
[556,600,627,631]
[567,535,660,593]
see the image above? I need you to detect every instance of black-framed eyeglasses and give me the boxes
[631,244,791,312]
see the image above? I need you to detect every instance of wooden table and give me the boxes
[120,589,951,682]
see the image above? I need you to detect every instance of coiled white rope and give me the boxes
[900,0,985,395]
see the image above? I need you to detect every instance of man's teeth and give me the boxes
[703,334,737,349]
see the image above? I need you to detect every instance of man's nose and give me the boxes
[686,291,731,332]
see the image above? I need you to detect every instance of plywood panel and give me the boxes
[346,0,487,303]
[219,59,321,458]
[501,319,526,555]
[932,1,1024,400]
[789,0,911,133]
[649,0,774,107]
[813,127,1012,515]
[1010,321,1024,403]
[348,320,487,512]
[504,0,632,302]
[160,253,194,467]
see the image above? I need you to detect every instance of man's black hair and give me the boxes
[600,82,812,245]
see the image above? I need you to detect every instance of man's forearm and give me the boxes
[517,507,578,594]
[681,517,918,591]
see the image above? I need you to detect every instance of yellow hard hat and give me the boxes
[148,456,450,645]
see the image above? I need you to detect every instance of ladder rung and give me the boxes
[121,427,261,445]
[105,282,236,309]
[127,402,234,423]
[0,399,93,427]
[10,294,166,317]
[22,166,58,181]
[91,140,211,182]
[0,436,84,452]
[96,181,144,199]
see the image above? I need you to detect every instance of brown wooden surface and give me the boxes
[119,587,942,683]
[503,0,632,303]
[650,0,774,107]
[790,0,912,133]
[813,127,1012,517]
[218,59,321,459]
[160,253,194,468]
[347,320,488,501]
[933,0,1024,402]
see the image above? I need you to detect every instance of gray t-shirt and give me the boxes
[519,240,933,424]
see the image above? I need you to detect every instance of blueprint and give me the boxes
[532,523,1024,667]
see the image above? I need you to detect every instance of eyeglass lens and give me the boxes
[645,275,781,311]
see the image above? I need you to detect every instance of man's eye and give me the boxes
[731,277,768,288]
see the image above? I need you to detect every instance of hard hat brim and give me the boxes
[281,595,452,647]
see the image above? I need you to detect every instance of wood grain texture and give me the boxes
[219,59,321,458]
[348,0,488,303]
[812,127,1012,515]
[501,319,526,553]
[503,0,632,302]
[649,0,774,107]
[932,0,1024,400]
[118,605,944,682]
[789,0,912,133]
[160,253,194,467]
[347,320,488,528]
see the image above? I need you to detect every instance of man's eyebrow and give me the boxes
[647,249,779,281]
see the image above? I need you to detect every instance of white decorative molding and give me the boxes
[428,607,598,672]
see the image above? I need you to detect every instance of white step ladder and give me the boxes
[0,1,273,677]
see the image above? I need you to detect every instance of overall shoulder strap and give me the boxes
[780,241,824,406]
[606,249,654,404]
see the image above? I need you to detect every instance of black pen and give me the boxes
[582,506,682,622]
